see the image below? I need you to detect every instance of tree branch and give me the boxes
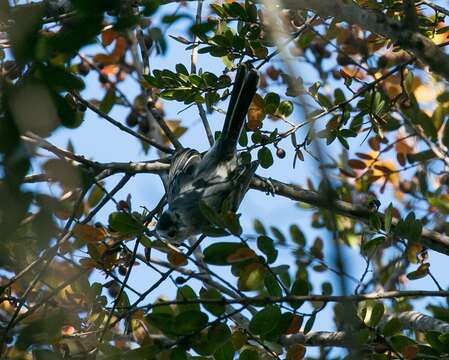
[250,176,449,256]
[280,0,449,83]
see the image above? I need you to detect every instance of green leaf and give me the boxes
[214,340,235,360]
[384,203,393,233]
[383,317,402,337]
[208,323,231,348]
[174,311,208,335]
[253,219,266,235]
[223,211,242,236]
[257,235,278,264]
[142,0,160,16]
[40,63,85,91]
[289,225,306,246]
[289,279,309,309]
[264,273,282,297]
[203,242,248,265]
[390,335,416,352]
[270,226,286,245]
[303,314,315,334]
[258,147,273,169]
[108,212,142,237]
[278,100,294,117]
[176,285,199,313]
[191,21,217,37]
[248,305,281,335]
[362,302,385,327]
[200,287,225,316]
[264,92,280,115]
[87,183,105,208]
[100,88,116,114]
[170,347,187,360]
[239,349,259,360]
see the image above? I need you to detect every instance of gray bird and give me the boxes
[156,64,259,243]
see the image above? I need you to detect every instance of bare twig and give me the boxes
[71,92,174,154]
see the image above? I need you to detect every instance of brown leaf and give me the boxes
[266,66,281,81]
[340,168,357,178]
[284,314,303,334]
[402,344,419,359]
[286,344,306,360]
[355,152,374,160]
[73,224,106,243]
[167,249,188,267]
[368,136,380,151]
[348,159,367,170]
[92,53,118,66]
[247,94,265,131]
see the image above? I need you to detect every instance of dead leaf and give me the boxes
[73,224,106,243]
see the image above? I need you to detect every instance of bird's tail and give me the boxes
[219,63,259,156]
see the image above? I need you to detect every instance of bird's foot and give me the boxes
[257,175,275,197]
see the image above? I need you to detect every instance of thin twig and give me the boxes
[191,0,214,146]
[71,92,174,154]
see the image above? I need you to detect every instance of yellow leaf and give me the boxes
[160,120,187,145]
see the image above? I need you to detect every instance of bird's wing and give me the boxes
[167,148,201,204]
[228,160,259,211]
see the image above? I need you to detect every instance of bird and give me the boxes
[156,64,259,244]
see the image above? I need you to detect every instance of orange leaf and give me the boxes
[227,247,257,263]
[73,224,106,243]
[101,64,119,76]
[112,37,127,59]
[102,29,118,46]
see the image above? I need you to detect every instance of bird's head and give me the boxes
[155,210,188,244]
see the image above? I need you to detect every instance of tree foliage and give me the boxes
[1,0,449,359]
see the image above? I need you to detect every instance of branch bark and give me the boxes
[250,176,449,256]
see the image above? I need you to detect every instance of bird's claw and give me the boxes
[262,176,275,197]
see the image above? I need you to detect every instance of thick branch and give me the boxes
[250,177,449,256]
